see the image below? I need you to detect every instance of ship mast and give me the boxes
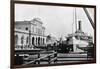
[72,8,77,34]
[72,8,74,34]
[75,8,77,32]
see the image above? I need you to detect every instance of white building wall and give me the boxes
[15,30,29,46]
[15,23,31,31]
[15,18,46,50]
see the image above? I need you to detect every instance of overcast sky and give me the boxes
[15,4,94,40]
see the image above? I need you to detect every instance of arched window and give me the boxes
[26,36,29,44]
[32,37,34,45]
[21,35,24,46]
[15,35,18,45]
[41,38,42,45]
[38,37,40,45]
[36,37,37,45]
[43,38,44,44]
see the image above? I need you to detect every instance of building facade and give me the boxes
[14,18,46,50]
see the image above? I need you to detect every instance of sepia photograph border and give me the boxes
[10,0,96,68]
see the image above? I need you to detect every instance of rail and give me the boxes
[22,51,57,65]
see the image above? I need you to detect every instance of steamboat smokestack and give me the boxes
[78,20,82,31]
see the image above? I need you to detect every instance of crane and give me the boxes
[83,8,95,29]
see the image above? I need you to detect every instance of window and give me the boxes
[43,38,44,44]
[36,37,37,45]
[15,35,18,45]
[32,37,34,45]
[21,35,24,45]
[25,27,28,30]
[26,36,29,44]
[41,38,42,44]
[38,37,40,45]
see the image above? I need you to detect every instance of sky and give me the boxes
[15,4,94,40]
